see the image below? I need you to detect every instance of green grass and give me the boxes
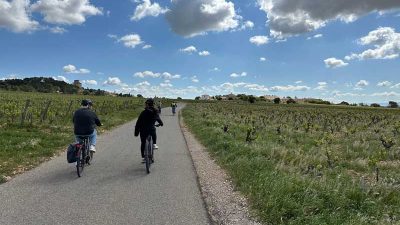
[183,102,400,225]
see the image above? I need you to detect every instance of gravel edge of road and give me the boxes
[178,111,262,225]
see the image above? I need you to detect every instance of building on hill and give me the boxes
[73,80,82,88]
[263,95,279,101]
[201,94,211,100]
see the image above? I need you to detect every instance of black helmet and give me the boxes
[145,98,154,106]
[81,99,93,106]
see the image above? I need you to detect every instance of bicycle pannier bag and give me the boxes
[67,144,77,163]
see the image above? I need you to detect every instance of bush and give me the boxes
[287,98,296,104]
[370,103,381,107]
[273,98,281,104]
[248,95,256,103]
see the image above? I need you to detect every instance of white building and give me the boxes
[201,94,211,100]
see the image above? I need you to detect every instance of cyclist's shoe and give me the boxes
[153,144,159,149]
[90,145,96,153]
[141,158,146,163]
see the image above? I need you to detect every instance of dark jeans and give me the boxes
[140,129,157,158]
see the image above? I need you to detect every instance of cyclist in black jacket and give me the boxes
[73,99,102,153]
[134,98,163,161]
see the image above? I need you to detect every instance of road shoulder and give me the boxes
[179,111,261,225]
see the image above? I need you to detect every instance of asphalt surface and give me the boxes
[0,106,210,225]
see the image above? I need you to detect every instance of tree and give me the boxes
[248,95,256,103]
[195,96,201,100]
[340,101,350,106]
[389,101,398,108]
[137,94,143,98]
[177,97,182,100]
[371,103,381,107]
[273,97,281,104]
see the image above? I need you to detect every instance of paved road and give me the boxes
[0,106,210,225]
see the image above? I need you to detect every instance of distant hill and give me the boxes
[0,77,107,95]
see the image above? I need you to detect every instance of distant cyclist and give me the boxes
[134,98,163,162]
[157,101,162,114]
[73,99,102,153]
[171,102,177,115]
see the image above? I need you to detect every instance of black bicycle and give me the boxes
[144,124,161,174]
[75,136,93,177]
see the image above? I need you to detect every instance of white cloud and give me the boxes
[0,74,18,80]
[390,83,400,89]
[142,44,152,49]
[199,51,210,56]
[131,0,168,21]
[324,57,349,68]
[191,76,199,83]
[230,72,247,78]
[259,57,266,62]
[118,34,143,48]
[136,81,151,86]
[314,82,328,90]
[345,27,400,60]
[270,85,311,92]
[83,79,97,85]
[243,83,268,92]
[31,0,102,25]
[0,0,39,32]
[211,67,220,71]
[165,0,240,37]
[218,82,269,93]
[307,34,323,40]
[52,75,69,83]
[161,72,180,79]
[63,64,90,74]
[134,71,160,78]
[134,71,181,80]
[180,45,197,54]
[354,80,369,90]
[249,35,269,46]
[49,26,67,34]
[103,77,122,86]
[160,82,173,87]
[377,81,392,87]
[257,0,400,38]
[238,20,254,30]
[295,80,303,84]
[371,92,400,97]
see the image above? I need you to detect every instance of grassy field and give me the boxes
[183,102,400,224]
[0,91,172,183]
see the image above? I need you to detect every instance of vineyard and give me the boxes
[183,102,400,224]
[0,91,171,182]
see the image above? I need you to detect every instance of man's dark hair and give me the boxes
[81,99,93,106]
[145,98,154,106]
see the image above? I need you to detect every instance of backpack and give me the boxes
[67,143,78,163]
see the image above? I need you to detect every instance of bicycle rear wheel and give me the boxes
[144,136,153,174]
[76,147,84,177]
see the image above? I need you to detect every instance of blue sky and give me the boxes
[0,0,399,103]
